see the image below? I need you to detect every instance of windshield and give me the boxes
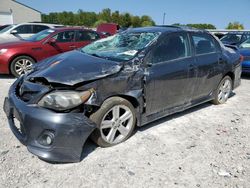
[0,25,15,33]
[239,38,250,48]
[81,31,160,61]
[221,34,242,44]
[25,29,55,42]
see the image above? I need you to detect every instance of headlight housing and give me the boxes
[0,49,7,55]
[38,89,94,111]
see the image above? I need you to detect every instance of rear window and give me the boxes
[221,34,242,44]
[75,30,100,42]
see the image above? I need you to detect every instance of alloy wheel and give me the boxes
[100,105,134,144]
[14,59,33,76]
[218,79,232,103]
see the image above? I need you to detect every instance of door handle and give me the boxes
[69,45,76,48]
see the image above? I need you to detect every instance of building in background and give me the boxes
[0,0,41,25]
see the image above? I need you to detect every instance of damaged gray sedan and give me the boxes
[3,26,242,162]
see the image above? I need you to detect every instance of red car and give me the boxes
[0,27,106,77]
[97,23,120,36]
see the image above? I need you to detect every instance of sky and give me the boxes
[18,0,250,29]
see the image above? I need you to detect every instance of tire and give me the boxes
[10,56,35,77]
[90,97,136,147]
[212,76,232,105]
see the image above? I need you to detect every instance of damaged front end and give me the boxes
[3,76,97,162]
[3,49,145,162]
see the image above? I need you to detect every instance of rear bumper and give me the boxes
[3,81,96,162]
[0,54,11,74]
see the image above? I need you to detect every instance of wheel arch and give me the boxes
[223,71,235,88]
[8,54,37,73]
[114,94,140,109]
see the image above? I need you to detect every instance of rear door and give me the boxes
[74,30,100,48]
[45,30,76,57]
[189,32,221,101]
[144,32,196,115]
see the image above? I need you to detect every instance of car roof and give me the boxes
[47,27,97,32]
[126,25,208,34]
[15,23,63,27]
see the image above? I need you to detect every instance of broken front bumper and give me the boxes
[3,81,96,163]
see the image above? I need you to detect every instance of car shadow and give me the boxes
[80,102,215,161]
[44,93,237,164]
[0,74,15,79]
[136,102,213,133]
[241,74,250,80]
[31,82,236,164]
[78,101,215,163]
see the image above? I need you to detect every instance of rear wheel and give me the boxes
[10,56,35,77]
[212,76,232,105]
[90,97,136,147]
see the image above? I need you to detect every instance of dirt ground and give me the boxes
[0,75,249,188]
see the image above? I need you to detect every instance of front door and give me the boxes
[144,32,196,116]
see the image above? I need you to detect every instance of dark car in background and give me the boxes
[239,38,250,74]
[3,26,241,162]
[220,31,250,46]
[0,27,106,77]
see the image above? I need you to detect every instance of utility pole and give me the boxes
[163,12,166,25]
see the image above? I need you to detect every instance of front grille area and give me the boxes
[16,80,50,103]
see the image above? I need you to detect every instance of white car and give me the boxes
[0,23,63,43]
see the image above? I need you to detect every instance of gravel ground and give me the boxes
[0,75,249,188]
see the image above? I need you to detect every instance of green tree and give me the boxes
[94,19,107,27]
[111,11,120,24]
[186,23,216,29]
[41,9,155,28]
[131,16,141,27]
[226,22,244,30]
[141,15,155,26]
[99,8,112,22]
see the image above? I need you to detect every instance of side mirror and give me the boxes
[47,38,56,44]
[10,30,18,35]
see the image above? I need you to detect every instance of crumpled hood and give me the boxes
[28,50,123,86]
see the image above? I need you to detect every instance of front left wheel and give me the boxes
[90,97,136,147]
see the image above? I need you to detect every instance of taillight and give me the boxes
[240,55,244,62]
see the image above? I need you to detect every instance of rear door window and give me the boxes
[191,33,216,55]
[75,30,100,42]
